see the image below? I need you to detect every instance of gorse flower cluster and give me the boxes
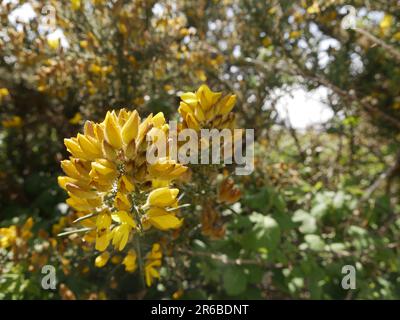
[58,109,187,285]
[0,217,33,249]
[178,84,236,131]
[58,84,240,286]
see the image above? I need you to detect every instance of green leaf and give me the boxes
[304,234,325,251]
[310,203,328,219]
[245,265,264,284]
[223,266,248,296]
[241,212,281,252]
[292,210,317,234]
[243,187,272,213]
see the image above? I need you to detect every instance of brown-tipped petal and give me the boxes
[102,139,117,161]
[124,139,136,160]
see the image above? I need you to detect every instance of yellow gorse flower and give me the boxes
[0,217,34,249]
[95,251,110,268]
[69,112,82,125]
[178,84,236,131]
[71,0,81,11]
[58,109,187,274]
[122,250,137,272]
[2,116,23,128]
[47,37,60,50]
[0,88,9,98]
[144,243,162,287]
[0,225,17,249]
[142,187,183,231]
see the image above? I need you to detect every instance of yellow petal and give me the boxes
[147,208,183,230]
[114,193,131,211]
[197,84,221,111]
[64,138,85,158]
[111,224,131,251]
[178,102,194,119]
[66,196,93,211]
[83,121,96,138]
[194,105,206,122]
[61,160,81,179]
[95,251,110,268]
[124,139,136,159]
[58,176,80,190]
[122,250,137,272]
[102,140,117,161]
[118,109,130,127]
[96,212,112,229]
[112,211,136,228]
[219,94,236,115]
[146,187,179,207]
[186,113,200,131]
[66,183,98,199]
[151,112,166,128]
[95,232,111,251]
[77,133,102,159]
[180,92,198,107]
[121,110,139,145]
[119,175,135,193]
[104,111,122,149]
[91,161,116,176]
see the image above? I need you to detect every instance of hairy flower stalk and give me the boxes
[58,109,187,285]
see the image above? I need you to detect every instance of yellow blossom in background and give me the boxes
[47,37,60,50]
[178,84,236,131]
[71,0,81,11]
[380,14,394,32]
[144,243,162,286]
[69,112,82,125]
[0,88,9,98]
[195,70,207,82]
[122,250,137,272]
[118,23,128,35]
[163,84,174,93]
[307,2,320,14]
[392,32,400,41]
[79,40,88,49]
[178,84,241,162]
[0,225,17,248]
[2,116,22,128]
[95,251,110,268]
[92,0,105,5]
[89,63,102,75]
[111,255,122,264]
[289,31,301,40]
[262,37,272,47]
[21,217,34,240]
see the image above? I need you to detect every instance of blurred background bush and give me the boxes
[0,0,399,299]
